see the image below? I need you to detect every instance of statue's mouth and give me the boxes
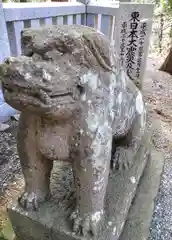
[3,84,50,106]
[49,90,75,101]
[1,56,80,116]
[3,83,78,108]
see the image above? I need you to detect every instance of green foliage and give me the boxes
[165,0,172,11]
[0,221,15,240]
[132,0,172,14]
[156,0,172,14]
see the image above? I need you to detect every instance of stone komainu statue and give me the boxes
[0,25,147,237]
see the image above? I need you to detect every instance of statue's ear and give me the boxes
[21,31,33,56]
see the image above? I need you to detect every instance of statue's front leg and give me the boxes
[70,128,112,237]
[17,112,53,210]
[71,155,110,237]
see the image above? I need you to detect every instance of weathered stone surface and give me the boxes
[8,121,151,240]
[5,147,164,240]
[1,25,148,237]
[120,148,164,240]
[0,221,15,240]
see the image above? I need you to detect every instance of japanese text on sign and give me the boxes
[136,22,147,78]
[126,11,140,81]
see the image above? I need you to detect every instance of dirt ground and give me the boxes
[0,55,172,239]
[144,57,172,240]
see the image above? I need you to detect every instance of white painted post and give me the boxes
[87,13,95,28]
[31,19,40,28]
[67,15,74,25]
[95,14,101,31]
[7,21,24,56]
[76,14,82,24]
[44,17,53,26]
[100,15,112,39]
[57,16,64,25]
[114,3,154,88]
[0,0,11,63]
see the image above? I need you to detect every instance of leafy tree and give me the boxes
[157,0,172,74]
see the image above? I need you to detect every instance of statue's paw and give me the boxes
[112,147,134,171]
[70,210,101,237]
[18,191,48,211]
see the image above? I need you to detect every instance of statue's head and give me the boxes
[0,55,81,120]
[0,25,116,120]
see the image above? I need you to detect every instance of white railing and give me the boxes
[0,0,154,85]
[2,2,85,56]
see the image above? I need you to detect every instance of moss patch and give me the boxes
[0,221,15,240]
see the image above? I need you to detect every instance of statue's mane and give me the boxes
[21,25,116,72]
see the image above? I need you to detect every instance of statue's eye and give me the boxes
[77,84,84,95]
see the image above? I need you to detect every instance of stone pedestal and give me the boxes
[7,132,164,240]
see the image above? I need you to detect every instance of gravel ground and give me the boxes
[0,120,21,193]
[0,56,172,239]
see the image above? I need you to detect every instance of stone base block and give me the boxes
[120,148,164,240]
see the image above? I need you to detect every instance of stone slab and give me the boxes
[8,128,151,240]
[114,3,154,88]
[120,148,164,240]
